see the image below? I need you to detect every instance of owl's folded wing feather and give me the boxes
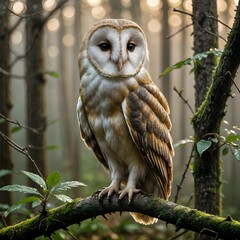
[77,97,109,170]
[122,84,174,199]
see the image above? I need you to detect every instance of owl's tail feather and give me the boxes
[130,212,158,225]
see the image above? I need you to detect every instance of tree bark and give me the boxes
[0,194,239,240]
[192,0,218,109]
[192,0,240,238]
[0,0,13,224]
[161,1,171,103]
[192,2,220,236]
[25,1,47,181]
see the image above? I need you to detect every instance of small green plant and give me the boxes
[159,48,223,78]
[0,171,86,217]
[196,124,240,161]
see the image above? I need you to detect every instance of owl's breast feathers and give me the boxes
[78,68,174,199]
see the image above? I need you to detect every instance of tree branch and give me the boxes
[41,0,68,25]
[0,113,43,134]
[192,2,240,133]
[0,131,44,179]
[0,194,239,240]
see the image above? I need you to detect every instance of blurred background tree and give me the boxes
[0,0,12,225]
[0,0,240,239]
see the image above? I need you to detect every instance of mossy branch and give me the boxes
[0,193,240,239]
[192,2,240,133]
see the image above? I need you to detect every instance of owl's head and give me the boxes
[81,19,149,78]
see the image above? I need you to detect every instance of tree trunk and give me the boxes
[192,1,219,239]
[0,0,13,225]
[193,0,218,109]
[25,1,47,182]
[58,6,80,197]
[192,0,220,215]
[192,0,240,239]
[109,0,122,19]
[131,0,141,24]
[161,1,171,103]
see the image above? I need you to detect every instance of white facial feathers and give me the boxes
[85,20,148,78]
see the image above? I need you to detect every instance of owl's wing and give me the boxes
[122,83,174,199]
[77,97,109,170]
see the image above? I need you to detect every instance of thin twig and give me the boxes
[0,215,7,227]
[197,228,218,240]
[0,67,24,79]
[204,28,227,42]
[2,2,41,18]
[41,0,69,25]
[174,146,194,203]
[0,131,44,179]
[186,194,193,207]
[173,87,194,114]
[206,15,231,30]
[0,113,43,134]
[66,229,78,240]
[166,23,193,39]
[8,18,23,35]
[227,71,240,94]
[173,8,193,17]
[173,8,227,42]
[11,33,38,67]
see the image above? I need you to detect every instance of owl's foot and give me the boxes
[119,187,141,204]
[98,185,119,201]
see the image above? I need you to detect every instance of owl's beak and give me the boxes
[117,57,123,70]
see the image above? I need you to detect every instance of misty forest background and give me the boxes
[0,0,240,239]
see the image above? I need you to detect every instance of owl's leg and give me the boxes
[118,164,141,203]
[98,161,122,200]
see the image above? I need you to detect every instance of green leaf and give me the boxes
[54,194,73,203]
[32,200,41,208]
[11,126,22,133]
[17,196,41,205]
[22,171,47,190]
[226,134,240,143]
[234,149,240,161]
[222,146,229,156]
[211,48,223,57]
[52,181,86,193]
[46,145,60,150]
[210,137,218,144]
[0,204,9,210]
[174,139,194,148]
[159,48,223,78]
[159,58,191,78]
[44,71,60,78]
[197,140,212,156]
[0,169,11,178]
[51,232,66,240]
[46,172,61,189]
[0,184,42,196]
[48,119,59,126]
[3,204,22,217]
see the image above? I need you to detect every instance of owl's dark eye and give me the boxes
[127,42,136,52]
[98,42,111,51]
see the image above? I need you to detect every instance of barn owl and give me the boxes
[77,19,174,225]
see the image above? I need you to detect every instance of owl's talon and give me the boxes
[92,189,101,197]
[119,188,141,203]
[98,185,119,200]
